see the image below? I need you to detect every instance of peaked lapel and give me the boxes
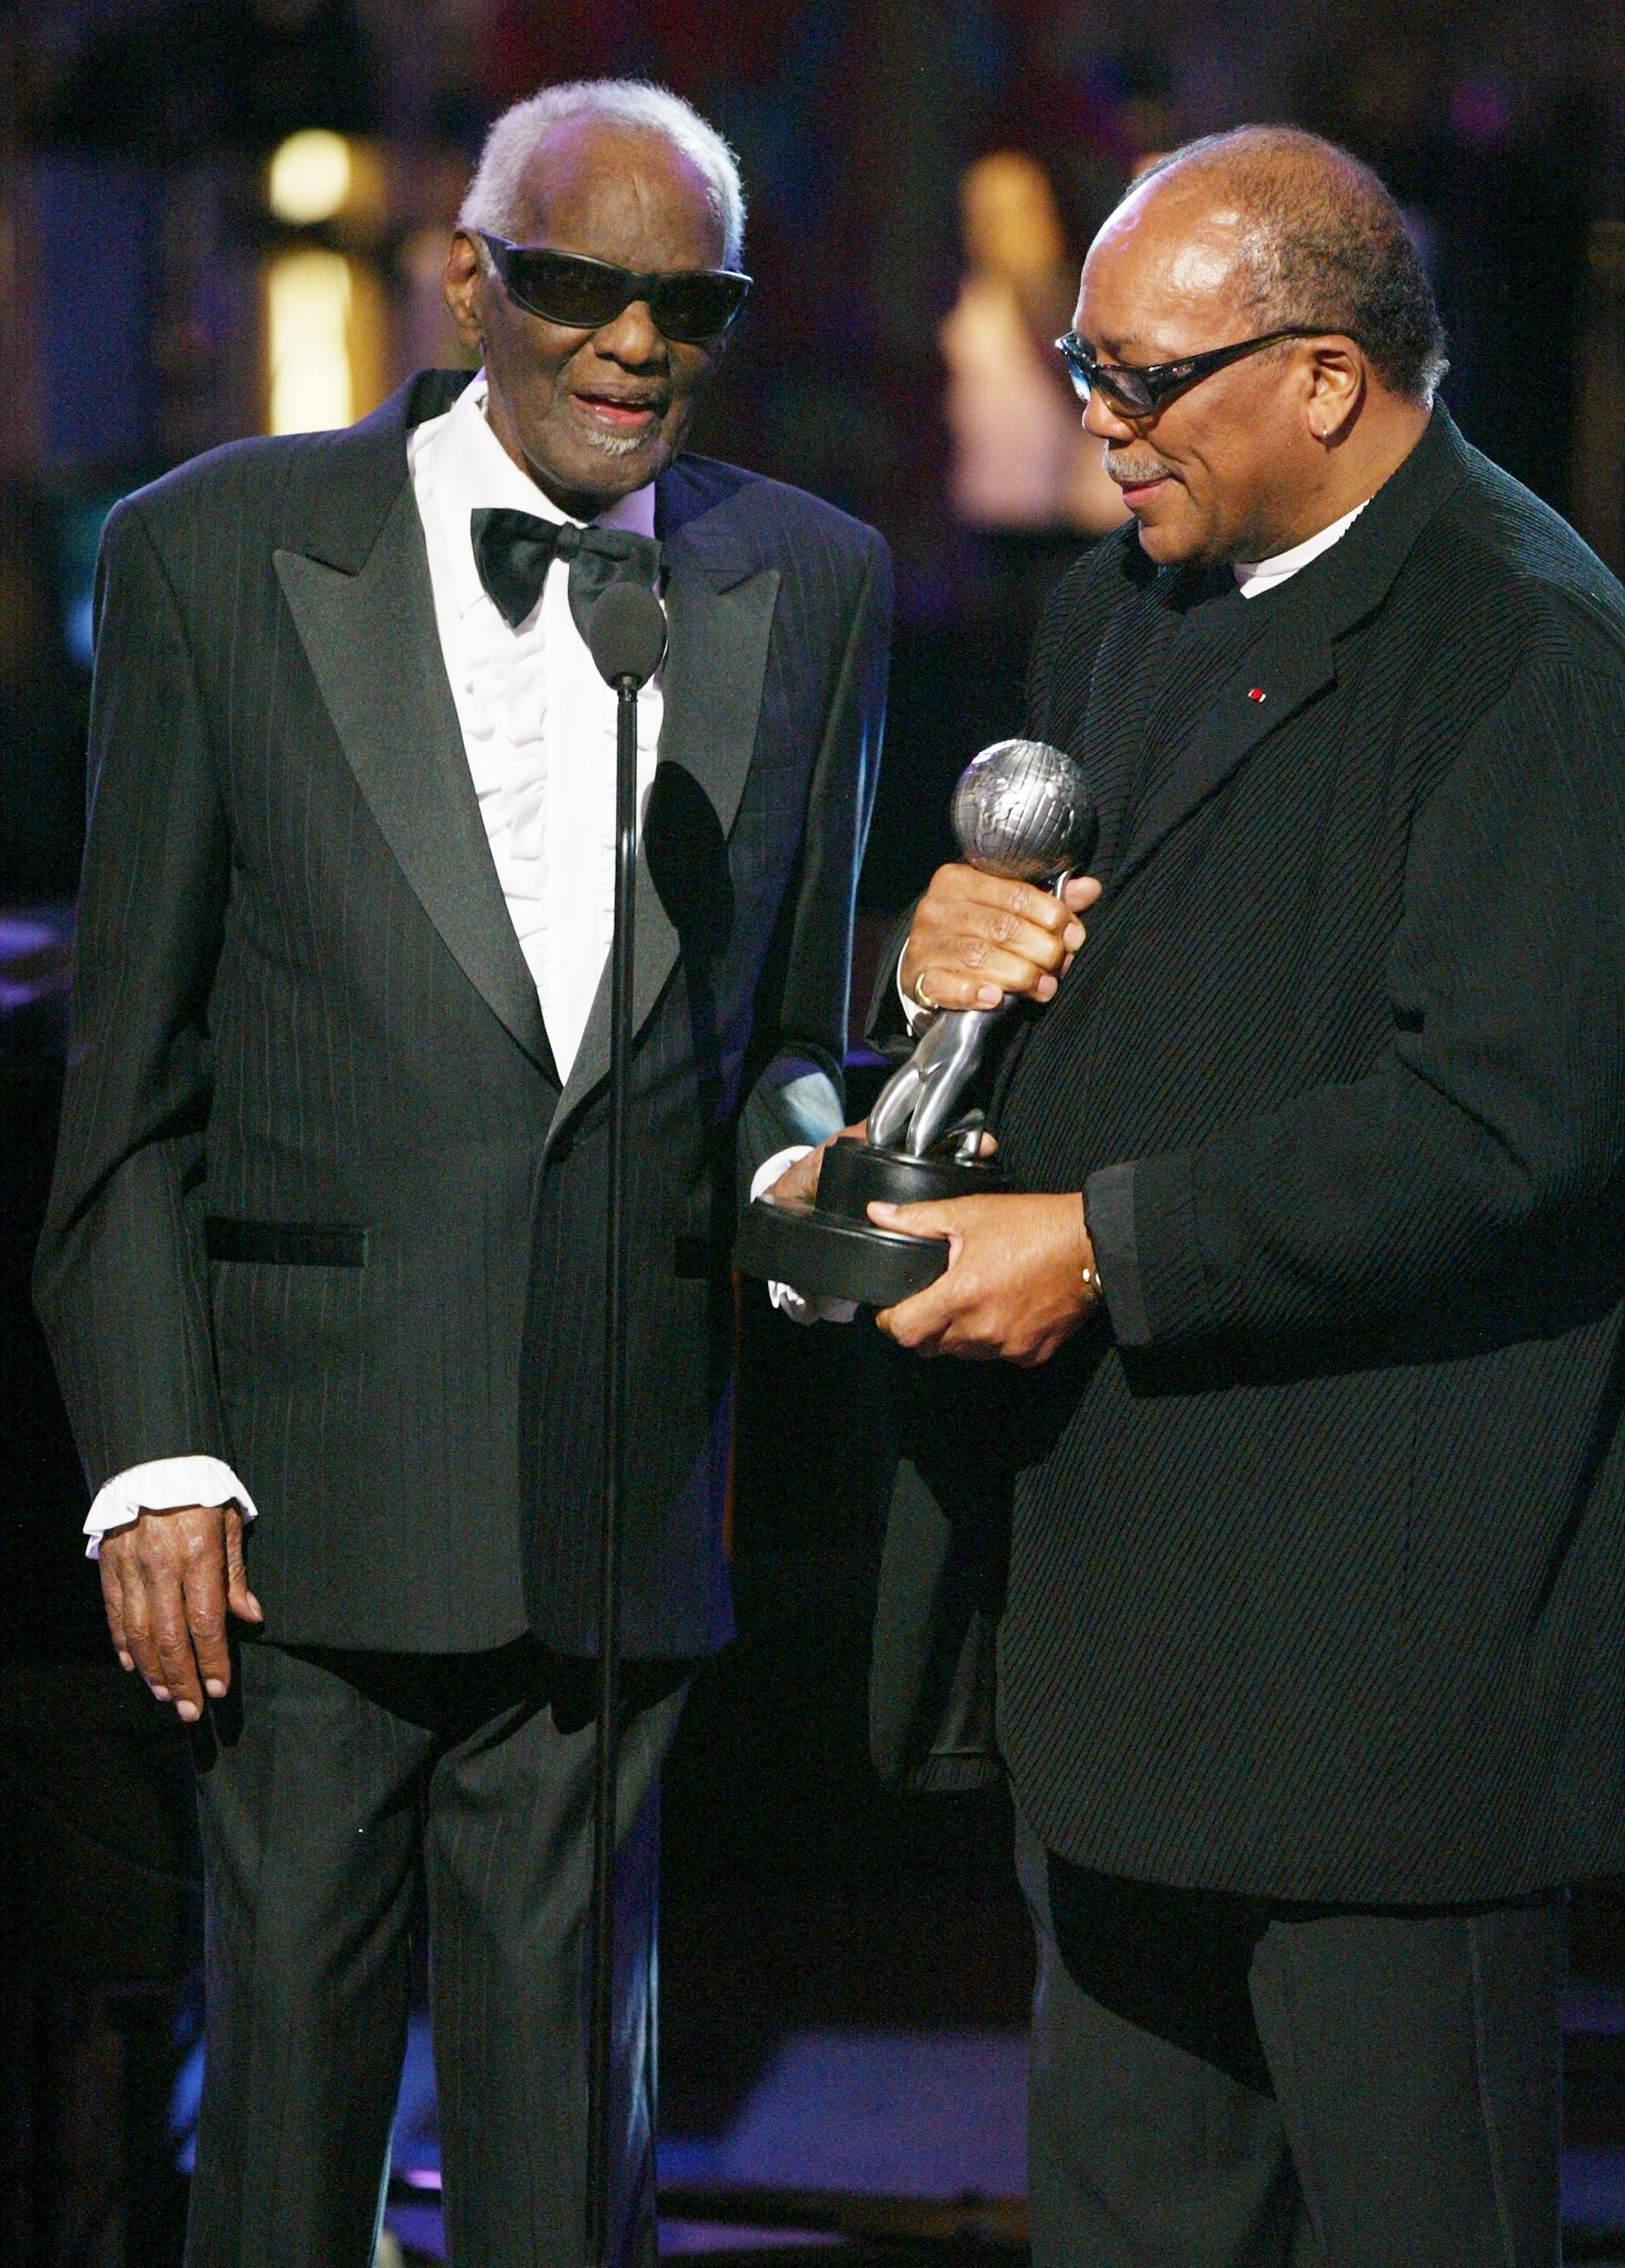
[1078,578,1194,885]
[276,478,555,1078]
[544,478,780,1150]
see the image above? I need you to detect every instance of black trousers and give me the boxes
[184,1637,686,2268]
[1016,1816,1565,2268]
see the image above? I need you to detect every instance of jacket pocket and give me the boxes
[205,1217,368,1267]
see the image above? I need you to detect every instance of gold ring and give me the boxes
[911,968,936,1012]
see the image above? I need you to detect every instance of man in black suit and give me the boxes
[36,79,888,2268]
[782,125,1625,2264]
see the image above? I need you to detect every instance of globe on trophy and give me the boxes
[735,736,1098,1309]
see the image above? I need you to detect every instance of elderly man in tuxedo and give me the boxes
[36,79,888,2268]
[782,125,1625,2267]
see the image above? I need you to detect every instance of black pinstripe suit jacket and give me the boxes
[35,369,890,1657]
[876,408,1625,1901]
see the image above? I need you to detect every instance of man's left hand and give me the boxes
[870,1191,1099,1364]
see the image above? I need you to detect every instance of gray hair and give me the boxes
[1131,127,1447,404]
[460,79,746,270]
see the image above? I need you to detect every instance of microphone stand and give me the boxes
[583,579,664,2268]
[586,665,636,2268]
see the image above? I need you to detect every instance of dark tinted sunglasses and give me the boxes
[479,234,751,345]
[1054,326,1336,417]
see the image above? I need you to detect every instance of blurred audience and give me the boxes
[0,488,85,906]
[941,151,1126,541]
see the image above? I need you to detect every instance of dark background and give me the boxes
[4,4,1625,2260]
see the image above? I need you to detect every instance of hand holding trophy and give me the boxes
[736,736,1097,1309]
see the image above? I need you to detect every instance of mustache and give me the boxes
[1107,456,1176,488]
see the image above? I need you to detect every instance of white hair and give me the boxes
[460,79,746,270]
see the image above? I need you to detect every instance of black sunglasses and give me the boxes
[1054,326,1340,417]
[478,234,751,345]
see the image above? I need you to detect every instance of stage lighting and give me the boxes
[266,246,353,432]
[268,129,352,226]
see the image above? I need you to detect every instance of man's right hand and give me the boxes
[99,1503,263,1721]
[899,864,1099,1015]
[763,1121,867,1210]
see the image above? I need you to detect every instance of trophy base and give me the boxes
[736,1138,1003,1309]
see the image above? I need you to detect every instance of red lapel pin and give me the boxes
[1248,686,1267,702]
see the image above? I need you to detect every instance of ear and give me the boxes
[443,230,488,355]
[1304,339,1364,445]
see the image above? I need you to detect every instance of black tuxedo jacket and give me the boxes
[36,370,890,1657]
[875,410,1625,1902]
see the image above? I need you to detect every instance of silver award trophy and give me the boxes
[736,737,1097,1308]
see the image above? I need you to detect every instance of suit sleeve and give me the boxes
[736,527,893,1180]
[33,497,232,1487]
[1088,653,1625,1351]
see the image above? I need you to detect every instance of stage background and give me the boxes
[4,7,1625,2262]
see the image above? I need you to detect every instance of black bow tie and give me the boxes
[470,507,663,644]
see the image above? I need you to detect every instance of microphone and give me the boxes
[587,580,667,691]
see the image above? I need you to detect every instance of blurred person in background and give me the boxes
[941,150,1127,544]
[35,76,888,2268]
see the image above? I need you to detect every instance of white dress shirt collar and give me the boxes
[1233,497,1368,599]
